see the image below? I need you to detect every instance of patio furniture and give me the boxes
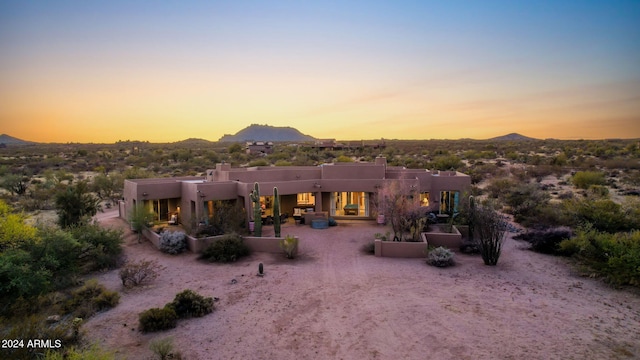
[344,204,359,215]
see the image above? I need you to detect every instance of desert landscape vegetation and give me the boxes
[1,134,639,359]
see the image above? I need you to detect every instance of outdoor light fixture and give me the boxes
[142,192,148,197]
[313,182,321,189]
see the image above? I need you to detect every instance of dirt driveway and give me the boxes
[85,218,640,359]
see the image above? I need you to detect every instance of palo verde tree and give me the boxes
[55,180,101,228]
[129,204,155,243]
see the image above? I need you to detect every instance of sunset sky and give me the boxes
[1,1,639,143]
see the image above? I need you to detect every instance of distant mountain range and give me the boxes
[0,131,553,145]
[218,124,316,142]
[0,134,35,146]
[488,133,537,141]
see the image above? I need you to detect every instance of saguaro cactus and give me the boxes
[250,182,262,237]
[273,187,281,237]
[468,195,475,241]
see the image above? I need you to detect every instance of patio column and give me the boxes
[315,191,323,212]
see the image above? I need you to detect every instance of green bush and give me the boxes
[279,235,298,259]
[69,222,123,270]
[65,280,120,317]
[3,315,75,359]
[200,233,250,262]
[168,289,214,318]
[139,306,178,332]
[0,248,52,305]
[44,344,116,360]
[427,246,455,267]
[563,197,630,233]
[559,228,640,287]
[572,171,606,189]
[149,336,175,360]
[503,183,550,225]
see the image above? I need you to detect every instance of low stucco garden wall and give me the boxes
[140,228,297,255]
[374,225,463,258]
[186,234,298,255]
[425,224,462,249]
[374,238,428,258]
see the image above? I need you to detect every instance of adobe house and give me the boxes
[246,141,274,155]
[122,156,471,232]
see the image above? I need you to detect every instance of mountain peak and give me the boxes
[218,124,315,142]
[488,133,537,141]
[0,134,36,146]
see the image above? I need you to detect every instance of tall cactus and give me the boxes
[250,182,262,237]
[273,187,281,237]
[468,195,475,241]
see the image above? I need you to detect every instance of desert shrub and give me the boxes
[431,155,463,170]
[588,185,609,198]
[279,235,298,259]
[3,315,75,359]
[200,233,250,262]
[159,231,187,254]
[44,344,116,360]
[503,183,550,225]
[0,248,53,305]
[31,227,82,289]
[361,241,376,255]
[149,336,175,360]
[572,171,606,189]
[167,289,214,318]
[65,280,120,317]
[559,228,640,287]
[427,247,455,267]
[563,197,631,233]
[139,306,178,332]
[486,178,518,199]
[209,200,246,234]
[69,222,124,270]
[119,259,164,288]
[514,227,573,255]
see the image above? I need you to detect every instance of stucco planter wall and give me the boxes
[184,234,298,255]
[424,224,462,249]
[244,236,298,255]
[374,238,428,258]
[141,227,161,249]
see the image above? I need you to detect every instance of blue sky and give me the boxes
[1,1,639,142]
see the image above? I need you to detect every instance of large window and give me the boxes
[440,191,459,214]
[330,192,369,216]
[420,192,430,207]
[297,192,315,205]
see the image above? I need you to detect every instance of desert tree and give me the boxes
[1,174,29,196]
[474,202,507,266]
[374,177,421,241]
[91,172,124,205]
[54,181,101,228]
[129,204,155,242]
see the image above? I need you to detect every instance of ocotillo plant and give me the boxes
[250,182,262,237]
[273,187,281,237]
